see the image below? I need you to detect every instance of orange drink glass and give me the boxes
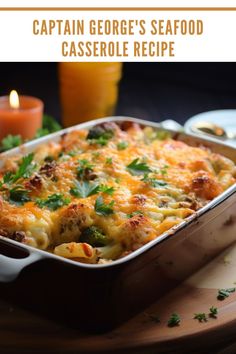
[59,62,122,127]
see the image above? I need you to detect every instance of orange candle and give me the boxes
[0,90,43,140]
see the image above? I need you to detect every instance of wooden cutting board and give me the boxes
[2,244,236,354]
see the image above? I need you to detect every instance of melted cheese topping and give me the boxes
[0,122,235,263]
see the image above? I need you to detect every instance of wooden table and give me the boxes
[2,244,236,354]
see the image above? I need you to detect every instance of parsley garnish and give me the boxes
[0,171,14,188]
[117,141,128,150]
[67,151,77,157]
[0,153,36,188]
[160,165,169,175]
[78,159,93,169]
[99,185,115,195]
[70,181,100,198]
[3,171,14,183]
[77,159,94,179]
[209,306,218,318]
[126,158,152,176]
[9,186,31,205]
[127,210,143,218]
[141,173,167,188]
[36,194,70,210]
[95,196,114,216]
[217,288,235,300]
[194,313,208,322]
[0,135,22,152]
[92,152,100,159]
[13,153,35,182]
[150,180,167,187]
[105,157,113,165]
[167,313,180,327]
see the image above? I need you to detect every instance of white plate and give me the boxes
[184,109,236,147]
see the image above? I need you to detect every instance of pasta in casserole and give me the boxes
[0,122,235,264]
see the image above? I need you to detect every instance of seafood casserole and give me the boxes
[0,121,235,264]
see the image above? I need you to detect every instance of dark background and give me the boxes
[0,62,236,126]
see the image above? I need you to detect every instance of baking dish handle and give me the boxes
[0,252,42,282]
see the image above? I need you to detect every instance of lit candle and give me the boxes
[0,90,43,140]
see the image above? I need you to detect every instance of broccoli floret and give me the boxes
[80,226,109,247]
[86,124,114,143]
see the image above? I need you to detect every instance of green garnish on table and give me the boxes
[0,153,35,189]
[167,313,180,327]
[209,306,218,318]
[217,288,235,300]
[194,313,208,322]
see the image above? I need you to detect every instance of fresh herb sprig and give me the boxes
[36,193,70,211]
[105,157,113,165]
[117,141,128,150]
[77,159,94,179]
[95,196,114,216]
[209,306,218,318]
[194,313,208,322]
[141,173,168,188]
[0,135,22,152]
[159,165,169,175]
[0,171,14,189]
[12,153,35,182]
[145,305,219,327]
[99,185,115,195]
[217,288,235,300]
[167,313,180,327]
[70,182,115,199]
[70,181,100,198]
[194,306,218,322]
[126,158,152,176]
[9,186,31,205]
[127,210,143,218]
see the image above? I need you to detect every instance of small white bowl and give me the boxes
[184,109,236,147]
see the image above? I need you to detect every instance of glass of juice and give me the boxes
[59,62,123,127]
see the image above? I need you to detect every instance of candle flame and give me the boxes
[9,90,20,109]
